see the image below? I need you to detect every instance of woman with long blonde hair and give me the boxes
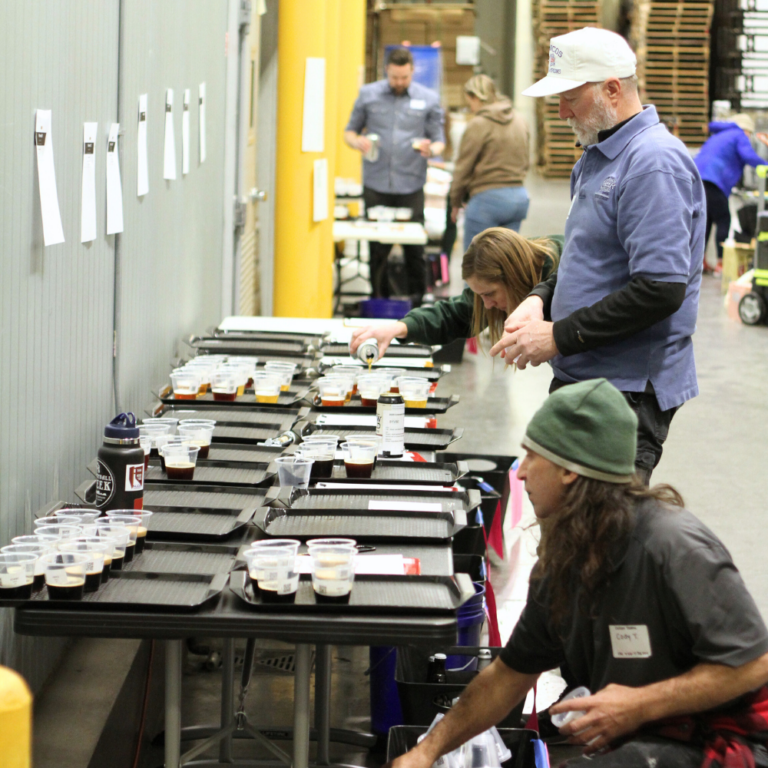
[350,228,562,357]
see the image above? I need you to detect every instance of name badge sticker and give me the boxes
[609,625,652,658]
[410,98,426,110]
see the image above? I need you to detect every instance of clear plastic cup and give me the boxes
[265,362,297,391]
[551,686,592,728]
[396,376,430,408]
[343,442,377,479]
[53,509,101,526]
[244,545,299,603]
[95,525,129,570]
[249,539,301,555]
[41,552,88,600]
[35,515,80,528]
[170,371,201,400]
[1,544,50,591]
[141,417,179,434]
[310,545,356,604]
[295,441,336,480]
[252,372,282,404]
[35,524,82,542]
[357,377,386,406]
[0,552,38,598]
[76,536,116,583]
[275,456,314,488]
[345,434,382,462]
[211,371,238,401]
[96,516,140,564]
[218,364,250,396]
[178,424,214,459]
[59,540,108,593]
[302,434,340,447]
[161,443,200,482]
[139,435,151,472]
[108,509,153,554]
[12,533,59,548]
[376,368,408,391]
[306,538,357,550]
[317,379,348,407]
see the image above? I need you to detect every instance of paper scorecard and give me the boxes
[34,109,65,246]
[137,94,148,196]
[164,88,177,180]
[182,89,190,175]
[81,122,98,243]
[302,58,325,152]
[106,123,124,235]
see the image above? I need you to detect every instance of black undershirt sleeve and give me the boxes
[552,277,687,357]
[528,272,558,316]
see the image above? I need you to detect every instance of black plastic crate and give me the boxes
[395,647,525,730]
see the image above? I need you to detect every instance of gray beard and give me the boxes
[567,92,619,146]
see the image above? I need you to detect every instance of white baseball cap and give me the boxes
[523,27,637,98]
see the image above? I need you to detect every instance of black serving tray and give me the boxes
[300,423,463,451]
[308,394,459,414]
[74,481,266,542]
[308,459,469,486]
[229,570,474,615]
[160,388,310,409]
[188,334,315,356]
[147,404,308,427]
[252,505,466,543]
[321,342,433,359]
[211,329,329,344]
[144,459,276,488]
[125,542,239,575]
[1,571,228,612]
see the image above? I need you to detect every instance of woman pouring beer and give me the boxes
[350,228,562,358]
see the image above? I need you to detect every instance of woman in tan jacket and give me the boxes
[450,75,530,251]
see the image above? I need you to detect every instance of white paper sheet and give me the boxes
[163,88,177,180]
[199,83,207,163]
[456,36,481,65]
[106,123,124,234]
[302,58,325,152]
[137,94,148,196]
[182,88,190,175]
[315,414,431,428]
[80,122,98,243]
[34,109,65,246]
[295,554,405,576]
[316,483,457,492]
[368,501,442,513]
[313,158,328,222]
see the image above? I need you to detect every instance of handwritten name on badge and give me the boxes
[609,625,652,658]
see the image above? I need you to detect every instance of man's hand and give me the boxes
[384,744,434,768]
[551,684,647,755]
[349,322,408,358]
[489,320,558,368]
[504,295,545,334]
[451,206,461,224]
[355,135,372,154]
[417,138,432,158]
[757,132,768,147]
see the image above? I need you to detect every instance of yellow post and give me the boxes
[0,666,32,768]
[274,0,341,318]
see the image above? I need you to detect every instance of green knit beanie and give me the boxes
[523,379,638,483]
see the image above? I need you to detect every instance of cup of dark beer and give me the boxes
[107,509,153,554]
[0,552,38,599]
[1,544,52,591]
[41,552,88,600]
[59,540,108,592]
[245,542,300,603]
[342,441,377,479]
[160,443,200,481]
[94,525,129,571]
[178,424,214,459]
[310,545,356,604]
[101,515,141,563]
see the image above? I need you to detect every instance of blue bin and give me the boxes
[370,646,404,736]
[359,298,412,319]
[446,582,486,672]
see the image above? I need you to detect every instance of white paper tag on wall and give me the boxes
[182,88,190,175]
[302,58,325,152]
[106,123,124,235]
[609,625,652,658]
[163,88,177,180]
[34,109,65,246]
[199,83,207,164]
[137,94,149,196]
[313,158,328,222]
[81,122,98,243]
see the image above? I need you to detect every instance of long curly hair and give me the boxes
[462,228,557,348]
[533,476,685,629]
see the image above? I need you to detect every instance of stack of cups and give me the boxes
[308,539,357,604]
[96,515,140,564]
[245,540,301,603]
[95,523,130,571]
[275,456,314,488]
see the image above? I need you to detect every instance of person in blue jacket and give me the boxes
[694,113,768,272]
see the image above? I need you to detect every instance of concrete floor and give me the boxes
[33,172,768,768]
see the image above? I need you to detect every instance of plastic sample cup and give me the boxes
[12,534,59,549]
[295,441,336,480]
[265,361,297,391]
[306,538,357,550]
[551,686,591,729]
[302,434,340,448]
[178,424,214,459]
[41,552,88,600]
[275,456,314,488]
[95,525,129,570]
[59,540,108,592]
[244,545,299,603]
[344,441,377,479]
[218,364,250,396]
[0,552,37,599]
[211,371,238,401]
[357,377,387,407]
[141,417,179,434]
[0,544,50,591]
[76,536,115,583]
[35,524,82,542]
[108,509,153,554]
[97,515,140,563]
[317,379,348,407]
[170,371,201,400]
[310,545,356,604]
[160,443,200,482]
[35,515,80,529]
[252,372,282,404]
[396,377,430,408]
[54,509,101,526]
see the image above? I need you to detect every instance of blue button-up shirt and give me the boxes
[551,106,705,411]
[695,122,766,198]
[345,79,445,195]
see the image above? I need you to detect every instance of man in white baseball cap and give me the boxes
[489,26,706,485]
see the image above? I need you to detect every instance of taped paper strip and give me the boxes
[368,501,442,512]
[106,123,124,234]
[137,94,148,196]
[34,109,65,246]
[182,89,190,175]
[81,122,98,243]
[199,83,206,163]
[163,88,177,180]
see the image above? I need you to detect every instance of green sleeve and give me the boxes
[400,288,478,345]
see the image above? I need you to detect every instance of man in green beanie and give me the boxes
[388,380,768,768]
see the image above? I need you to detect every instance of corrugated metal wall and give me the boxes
[0,0,228,692]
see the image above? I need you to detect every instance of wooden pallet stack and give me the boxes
[533,0,603,178]
[630,0,714,146]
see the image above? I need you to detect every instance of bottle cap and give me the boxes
[104,412,140,440]
[434,653,447,661]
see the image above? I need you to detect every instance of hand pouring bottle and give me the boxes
[376,389,404,458]
[95,413,145,512]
